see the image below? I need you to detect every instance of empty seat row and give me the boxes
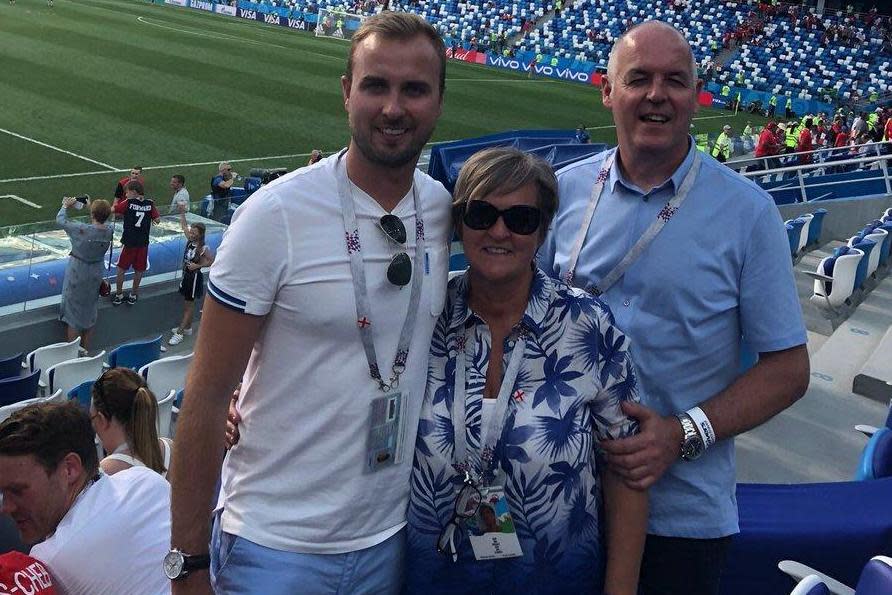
[808,208,892,311]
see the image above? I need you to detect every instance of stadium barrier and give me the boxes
[705,82,835,118]
[0,202,226,314]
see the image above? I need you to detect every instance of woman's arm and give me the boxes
[602,467,648,595]
[178,203,188,235]
[197,246,214,268]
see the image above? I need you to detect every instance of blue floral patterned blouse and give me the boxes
[406,268,640,595]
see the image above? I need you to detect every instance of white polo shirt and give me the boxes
[30,468,171,595]
[208,152,452,554]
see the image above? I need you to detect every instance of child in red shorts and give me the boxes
[112,180,160,305]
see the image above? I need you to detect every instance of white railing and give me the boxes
[727,141,892,172]
[740,151,892,203]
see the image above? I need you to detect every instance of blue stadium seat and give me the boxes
[849,239,877,290]
[0,369,40,407]
[0,353,23,381]
[107,336,162,371]
[67,380,94,410]
[856,428,892,481]
[807,245,862,310]
[806,208,827,247]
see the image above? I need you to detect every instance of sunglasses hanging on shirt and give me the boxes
[378,214,412,287]
[462,200,542,236]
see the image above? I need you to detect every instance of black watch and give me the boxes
[163,549,211,581]
[675,413,705,461]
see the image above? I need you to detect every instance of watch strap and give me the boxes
[182,553,210,573]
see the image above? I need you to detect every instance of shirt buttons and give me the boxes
[623,298,631,307]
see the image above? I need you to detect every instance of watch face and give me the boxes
[682,437,705,461]
[163,551,185,580]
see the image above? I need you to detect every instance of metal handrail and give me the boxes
[727,140,892,167]
[741,152,892,203]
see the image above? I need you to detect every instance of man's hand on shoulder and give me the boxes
[600,401,683,491]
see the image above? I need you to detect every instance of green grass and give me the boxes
[0,0,767,225]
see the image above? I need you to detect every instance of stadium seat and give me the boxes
[107,336,162,371]
[789,575,830,595]
[796,214,813,255]
[806,209,828,247]
[47,352,106,397]
[139,353,193,405]
[849,239,877,290]
[67,380,94,410]
[157,389,176,439]
[0,369,41,408]
[859,229,888,278]
[26,338,80,388]
[856,428,892,481]
[781,556,892,595]
[807,246,862,310]
[786,218,806,257]
[0,388,65,423]
[0,353,23,380]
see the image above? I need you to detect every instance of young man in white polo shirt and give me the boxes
[168,12,452,595]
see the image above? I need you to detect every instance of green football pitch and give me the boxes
[0,0,767,226]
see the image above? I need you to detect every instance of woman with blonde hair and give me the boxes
[90,367,173,477]
[57,196,113,353]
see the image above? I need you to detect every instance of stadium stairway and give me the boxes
[736,264,892,484]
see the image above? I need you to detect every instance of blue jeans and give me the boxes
[210,512,405,595]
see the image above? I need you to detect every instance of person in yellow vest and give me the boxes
[785,121,798,153]
[736,71,744,85]
[743,122,753,137]
[785,96,794,119]
[721,84,731,97]
[712,124,732,162]
[550,55,559,67]
[768,95,778,118]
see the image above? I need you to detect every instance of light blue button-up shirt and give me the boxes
[538,140,807,538]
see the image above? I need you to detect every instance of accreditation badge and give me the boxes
[467,486,523,560]
[365,391,407,472]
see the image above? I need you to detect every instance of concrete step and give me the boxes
[736,270,892,484]
[853,294,892,404]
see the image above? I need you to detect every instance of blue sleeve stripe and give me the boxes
[207,280,247,313]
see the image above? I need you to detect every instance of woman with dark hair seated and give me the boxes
[90,368,173,478]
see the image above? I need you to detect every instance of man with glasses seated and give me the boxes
[168,12,453,595]
[0,402,171,595]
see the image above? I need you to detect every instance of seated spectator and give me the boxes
[91,368,173,478]
[0,403,170,595]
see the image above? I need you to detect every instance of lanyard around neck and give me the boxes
[335,151,426,392]
[452,323,528,486]
[564,149,702,295]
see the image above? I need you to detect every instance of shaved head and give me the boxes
[607,21,697,83]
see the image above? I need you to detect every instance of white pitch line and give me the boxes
[0,113,737,184]
[0,194,42,208]
[0,127,118,170]
[0,150,332,184]
[136,16,290,49]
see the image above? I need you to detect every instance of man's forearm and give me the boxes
[701,344,809,442]
[603,468,648,595]
[168,298,265,553]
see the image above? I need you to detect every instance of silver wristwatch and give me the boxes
[675,412,705,461]
[163,549,210,581]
